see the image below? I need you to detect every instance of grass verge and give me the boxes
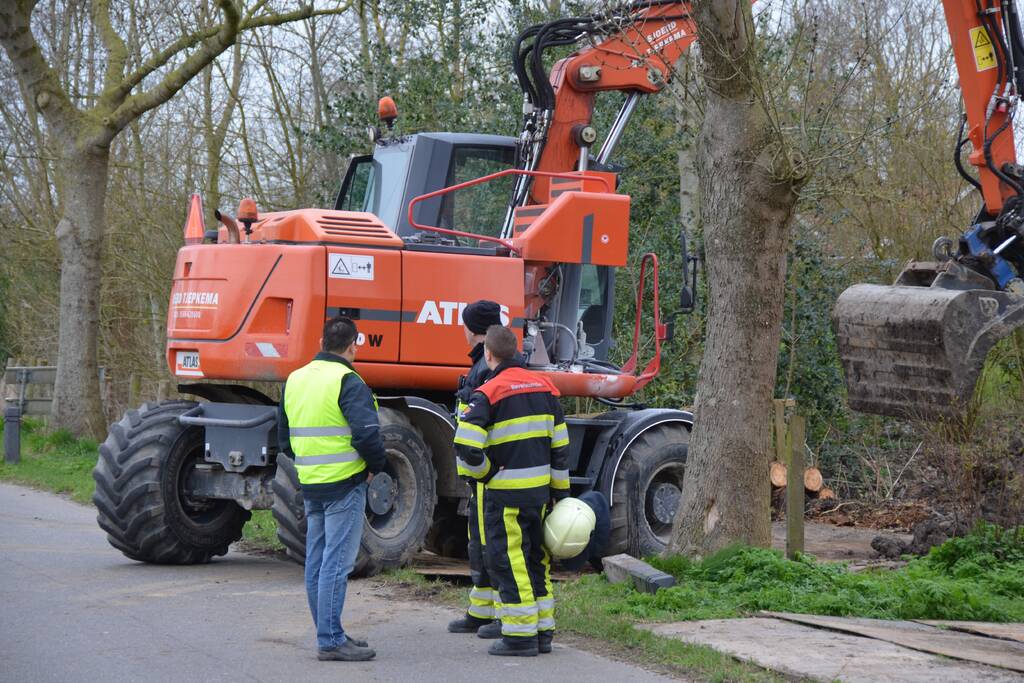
[580,525,1024,624]
[0,420,97,504]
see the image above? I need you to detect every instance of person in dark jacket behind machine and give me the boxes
[454,325,571,657]
[448,300,505,638]
[278,316,386,662]
[556,491,611,572]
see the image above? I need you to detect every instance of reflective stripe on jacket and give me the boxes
[454,361,570,507]
[284,359,373,485]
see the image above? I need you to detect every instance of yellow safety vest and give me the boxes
[284,359,374,485]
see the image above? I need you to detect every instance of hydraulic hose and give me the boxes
[955,114,983,192]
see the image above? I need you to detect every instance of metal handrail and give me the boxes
[406,168,613,253]
[621,252,666,391]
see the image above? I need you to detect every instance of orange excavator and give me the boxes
[92,2,700,572]
[836,0,1024,420]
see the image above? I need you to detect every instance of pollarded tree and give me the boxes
[0,0,350,438]
[668,0,806,556]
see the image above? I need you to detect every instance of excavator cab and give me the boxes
[334,133,517,240]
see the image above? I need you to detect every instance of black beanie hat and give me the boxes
[462,300,502,334]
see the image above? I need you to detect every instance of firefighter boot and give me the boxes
[448,615,493,634]
[538,631,553,654]
[488,636,539,657]
[476,621,502,639]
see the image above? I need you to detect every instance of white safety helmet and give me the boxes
[543,497,597,560]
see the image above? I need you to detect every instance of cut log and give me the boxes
[818,487,836,500]
[803,467,823,493]
[770,461,788,488]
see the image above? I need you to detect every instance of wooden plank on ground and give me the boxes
[409,552,583,582]
[762,611,1024,673]
[640,618,1020,683]
[916,620,1024,644]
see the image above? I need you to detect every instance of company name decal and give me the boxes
[416,300,510,326]
[172,291,219,306]
[644,20,687,55]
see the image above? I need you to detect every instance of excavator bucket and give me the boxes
[834,267,1024,421]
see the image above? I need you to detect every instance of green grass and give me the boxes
[242,510,284,550]
[0,420,98,504]
[567,525,1024,625]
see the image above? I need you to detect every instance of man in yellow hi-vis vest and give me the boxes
[278,316,385,662]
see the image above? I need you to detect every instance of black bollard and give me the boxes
[4,405,21,464]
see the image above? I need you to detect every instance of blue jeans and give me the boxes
[304,481,367,651]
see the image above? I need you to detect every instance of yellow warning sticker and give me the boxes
[971,26,996,71]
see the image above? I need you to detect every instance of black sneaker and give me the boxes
[317,640,376,661]
[476,621,502,639]
[488,636,538,657]
[538,631,553,654]
[448,614,493,633]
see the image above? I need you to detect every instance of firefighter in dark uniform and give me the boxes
[454,325,570,657]
[448,300,504,638]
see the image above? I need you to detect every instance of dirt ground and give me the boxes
[770,520,910,562]
[806,498,934,532]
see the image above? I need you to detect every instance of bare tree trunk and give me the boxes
[52,145,109,438]
[668,0,803,558]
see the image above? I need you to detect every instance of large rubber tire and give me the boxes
[271,407,437,576]
[92,400,251,564]
[608,423,689,558]
[423,498,469,559]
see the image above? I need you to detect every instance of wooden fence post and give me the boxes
[786,414,806,559]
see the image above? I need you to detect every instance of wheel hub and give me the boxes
[648,482,681,526]
[367,472,397,515]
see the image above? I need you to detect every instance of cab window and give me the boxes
[439,146,516,240]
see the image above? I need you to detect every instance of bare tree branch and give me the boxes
[108,3,352,118]
[0,0,83,143]
[93,0,129,94]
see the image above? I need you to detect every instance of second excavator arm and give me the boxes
[835,0,1024,419]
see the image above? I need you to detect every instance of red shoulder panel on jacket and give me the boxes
[479,367,561,403]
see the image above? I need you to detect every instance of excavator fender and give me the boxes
[597,408,693,506]
[378,396,467,499]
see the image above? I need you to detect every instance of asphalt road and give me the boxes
[0,482,680,683]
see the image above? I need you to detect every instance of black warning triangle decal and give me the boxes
[331,257,350,276]
[975,29,991,48]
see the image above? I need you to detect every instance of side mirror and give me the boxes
[679,230,699,314]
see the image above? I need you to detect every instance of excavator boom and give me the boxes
[835,0,1024,420]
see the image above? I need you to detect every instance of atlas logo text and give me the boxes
[416,301,510,326]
